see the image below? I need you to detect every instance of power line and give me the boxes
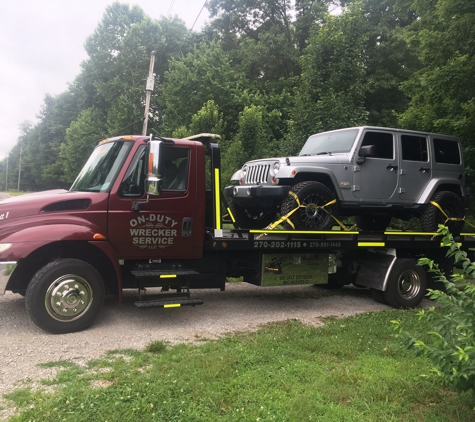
[178,0,208,56]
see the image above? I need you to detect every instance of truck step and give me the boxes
[132,269,200,278]
[134,298,203,308]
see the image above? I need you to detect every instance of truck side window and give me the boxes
[361,132,394,159]
[401,135,428,162]
[120,146,146,197]
[433,138,461,164]
[162,147,189,191]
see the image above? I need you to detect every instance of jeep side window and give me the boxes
[401,135,428,162]
[360,132,393,159]
[433,138,461,164]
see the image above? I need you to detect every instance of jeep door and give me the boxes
[398,134,431,202]
[353,130,398,201]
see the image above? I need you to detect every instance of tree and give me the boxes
[288,3,369,154]
[59,107,108,184]
[398,0,475,180]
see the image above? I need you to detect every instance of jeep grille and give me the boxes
[245,164,270,184]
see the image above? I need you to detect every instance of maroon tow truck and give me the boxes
[0,133,473,333]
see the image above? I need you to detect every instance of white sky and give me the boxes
[0,0,210,159]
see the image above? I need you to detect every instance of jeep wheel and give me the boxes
[228,199,276,229]
[281,181,336,230]
[355,214,392,232]
[420,191,465,235]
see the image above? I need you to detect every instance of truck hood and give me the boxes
[0,190,94,222]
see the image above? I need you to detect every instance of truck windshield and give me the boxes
[299,129,359,156]
[70,141,131,192]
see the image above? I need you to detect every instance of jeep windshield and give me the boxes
[299,129,359,156]
[70,141,131,192]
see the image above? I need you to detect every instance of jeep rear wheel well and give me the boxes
[7,241,118,298]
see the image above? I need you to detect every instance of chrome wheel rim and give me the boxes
[397,269,421,300]
[45,275,93,322]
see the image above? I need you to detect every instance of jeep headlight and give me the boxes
[241,164,248,177]
[271,161,280,176]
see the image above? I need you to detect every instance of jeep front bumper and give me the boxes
[225,185,290,200]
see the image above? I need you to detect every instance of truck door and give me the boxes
[398,134,431,202]
[353,130,398,201]
[107,144,201,259]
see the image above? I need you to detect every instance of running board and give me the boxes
[134,298,203,308]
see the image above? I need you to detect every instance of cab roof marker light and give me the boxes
[98,138,110,145]
[0,243,12,253]
[122,136,133,140]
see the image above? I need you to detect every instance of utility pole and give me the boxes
[142,51,156,136]
[17,146,22,191]
[5,157,8,191]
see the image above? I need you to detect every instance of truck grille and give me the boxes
[245,164,271,184]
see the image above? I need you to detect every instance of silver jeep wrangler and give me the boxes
[224,126,471,233]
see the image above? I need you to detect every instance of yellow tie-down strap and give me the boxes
[263,191,349,232]
[429,200,475,229]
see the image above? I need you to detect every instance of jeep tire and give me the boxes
[281,181,336,230]
[228,198,276,229]
[420,191,465,235]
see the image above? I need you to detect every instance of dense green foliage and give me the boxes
[393,226,475,395]
[0,0,474,193]
[4,313,475,420]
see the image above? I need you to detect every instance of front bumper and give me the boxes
[224,184,290,200]
[0,261,17,295]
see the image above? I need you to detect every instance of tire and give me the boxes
[420,191,465,235]
[281,181,336,230]
[355,214,392,232]
[227,199,277,229]
[25,259,105,334]
[382,258,427,308]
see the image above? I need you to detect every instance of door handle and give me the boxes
[419,167,430,173]
[386,165,398,172]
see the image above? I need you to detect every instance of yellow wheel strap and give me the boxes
[262,191,349,232]
[429,200,475,228]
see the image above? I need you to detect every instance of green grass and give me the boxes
[3,310,474,421]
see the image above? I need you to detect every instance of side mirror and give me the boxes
[145,140,163,197]
[356,145,375,164]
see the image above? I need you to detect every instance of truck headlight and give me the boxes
[0,244,12,254]
[241,165,248,177]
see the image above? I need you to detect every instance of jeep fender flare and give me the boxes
[277,166,341,200]
[417,179,465,204]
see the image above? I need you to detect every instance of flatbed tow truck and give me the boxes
[0,133,473,333]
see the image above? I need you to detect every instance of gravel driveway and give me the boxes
[0,283,415,419]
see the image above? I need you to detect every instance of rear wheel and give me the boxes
[25,259,105,334]
[420,191,465,235]
[227,199,276,229]
[281,181,336,230]
[383,258,427,308]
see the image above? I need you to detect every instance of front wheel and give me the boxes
[281,181,336,230]
[25,259,105,334]
[382,258,427,308]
